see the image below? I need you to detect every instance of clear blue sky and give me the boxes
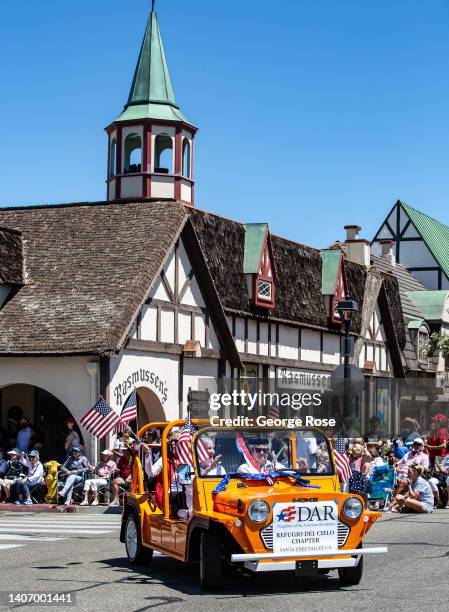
[1,0,449,248]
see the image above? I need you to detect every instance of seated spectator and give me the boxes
[12,450,45,505]
[363,443,384,477]
[58,446,89,506]
[0,449,28,502]
[429,454,449,509]
[396,438,429,482]
[0,448,6,477]
[391,464,434,513]
[81,450,116,506]
[110,447,131,506]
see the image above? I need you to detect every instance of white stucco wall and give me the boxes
[0,356,100,459]
[109,350,179,421]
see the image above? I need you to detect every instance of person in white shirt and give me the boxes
[296,436,318,471]
[13,450,44,505]
[198,437,226,476]
[237,438,285,474]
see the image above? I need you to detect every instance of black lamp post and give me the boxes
[336,296,359,418]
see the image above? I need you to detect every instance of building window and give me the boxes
[124,134,142,173]
[258,279,272,301]
[109,139,116,177]
[254,275,275,308]
[154,134,173,174]
[418,328,429,364]
[182,138,191,178]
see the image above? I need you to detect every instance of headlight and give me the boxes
[248,499,270,523]
[343,497,363,520]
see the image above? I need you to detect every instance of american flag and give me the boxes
[114,390,138,434]
[175,413,209,465]
[333,449,352,483]
[267,403,280,419]
[80,398,120,439]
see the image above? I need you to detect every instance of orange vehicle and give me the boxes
[120,420,386,590]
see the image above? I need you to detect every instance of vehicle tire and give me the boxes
[125,513,153,565]
[199,530,223,590]
[338,544,363,586]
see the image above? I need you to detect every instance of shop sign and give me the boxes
[277,367,331,391]
[113,368,168,406]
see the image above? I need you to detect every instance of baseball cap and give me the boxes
[71,446,81,453]
[431,413,447,422]
[29,450,40,458]
[101,449,113,456]
[412,438,424,445]
[7,449,18,455]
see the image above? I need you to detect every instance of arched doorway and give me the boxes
[0,384,83,462]
[135,387,165,428]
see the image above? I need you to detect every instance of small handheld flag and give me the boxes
[80,398,120,439]
[333,449,352,483]
[114,389,138,434]
[175,413,209,465]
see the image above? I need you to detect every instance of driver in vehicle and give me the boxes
[237,438,285,474]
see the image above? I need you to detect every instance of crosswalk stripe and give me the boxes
[0,534,65,541]
[0,544,24,550]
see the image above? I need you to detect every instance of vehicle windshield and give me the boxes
[194,428,333,478]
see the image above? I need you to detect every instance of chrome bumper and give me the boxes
[232,547,387,567]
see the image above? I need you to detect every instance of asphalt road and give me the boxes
[0,510,448,612]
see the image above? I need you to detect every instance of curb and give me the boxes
[0,503,122,515]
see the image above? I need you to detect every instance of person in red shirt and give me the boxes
[426,413,448,468]
[109,446,131,506]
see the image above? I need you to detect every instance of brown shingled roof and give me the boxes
[0,201,187,353]
[188,207,367,333]
[0,226,23,285]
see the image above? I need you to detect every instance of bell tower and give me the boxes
[105,2,197,205]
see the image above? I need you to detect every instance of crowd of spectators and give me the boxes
[332,413,449,513]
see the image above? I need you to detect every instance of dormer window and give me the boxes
[257,278,272,301]
[418,328,429,364]
[320,249,347,325]
[243,224,276,310]
[408,320,430,365]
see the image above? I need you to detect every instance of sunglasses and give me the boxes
[253,447,269,453]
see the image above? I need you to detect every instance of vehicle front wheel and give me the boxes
[338,544,363,586]
[199,530,223,590]
[125,514,153,565]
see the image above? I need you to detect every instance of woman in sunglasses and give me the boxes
[237,438,285,474]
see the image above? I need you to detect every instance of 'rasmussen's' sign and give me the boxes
[277,367,331,391]
[113,369,168,406]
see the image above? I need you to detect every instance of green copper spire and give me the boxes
[116,6,194,125]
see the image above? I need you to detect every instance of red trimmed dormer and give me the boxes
[244,224,277,309]
[320,249,348,325]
